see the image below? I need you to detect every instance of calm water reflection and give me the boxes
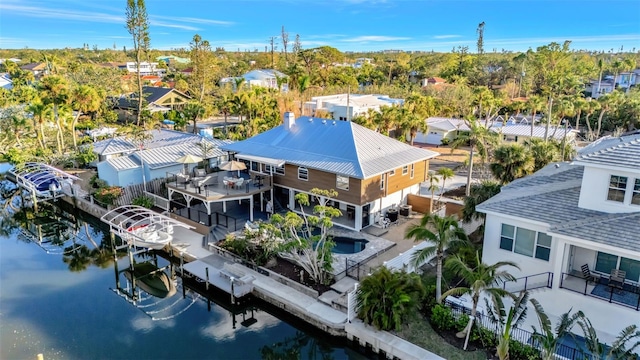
[0,180,366,360]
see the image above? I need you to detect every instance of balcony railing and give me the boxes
[502,272,554,293]
[560,272,640,311]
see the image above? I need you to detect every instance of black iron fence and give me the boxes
[560,272,640,311]
[502,272,554,293]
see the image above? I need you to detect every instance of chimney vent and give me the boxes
[284,112,296,130]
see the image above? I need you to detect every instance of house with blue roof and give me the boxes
[221,112,439,231]
[477,133,640,345]
[92,129,232,187]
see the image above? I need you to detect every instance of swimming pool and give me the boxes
[331,236,369,254]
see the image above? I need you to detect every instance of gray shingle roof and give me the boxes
[220,116,439,179]
[574,133,640,170]
[477,162,640,253]
[115,86,191,109]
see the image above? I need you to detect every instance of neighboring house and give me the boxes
[221,112,439,231]
[156,55,191,65]
[19,62,48,79]
[0,73,13,90]
[614,69,640,92]
[585,78,616,99]
[123,61,165,76]
[303,94,403,121]
[352,58,373,69]
[92,129,231,187]
[477,134,640,344]
[0,58,21,64]
[412,117,575,145]
[113,86,191,120]
[220,69,288,91]
[420,76,447,88]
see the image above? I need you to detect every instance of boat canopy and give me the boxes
[101,205,193,237]
[11,162,79,193]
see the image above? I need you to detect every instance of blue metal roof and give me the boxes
[221,116,438,179]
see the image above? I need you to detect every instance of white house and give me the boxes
[585,79,616,99]
[0,73,13,90]
[352,58,373,69]
[124,61,165,76]
[92,129,232,187]
[220,69,288,91]
[303,94,403,121]
[478,134,640,344]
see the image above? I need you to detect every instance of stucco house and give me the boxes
[220,69,288,91]
[92,129,231,187]
[477,133,640,344]
[220,112,439,231]
[303,94,403,121]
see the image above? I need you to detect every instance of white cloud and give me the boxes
[153,15,234,26]
[342,35,410,42]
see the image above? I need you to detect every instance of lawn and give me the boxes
[395,312,489,360]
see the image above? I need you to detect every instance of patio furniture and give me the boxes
[176,173,190,185]
[193,176,217,190]
[234,178,245,189]
[194,168,206,177]
[608,269,626,293]
[581,264,600,283]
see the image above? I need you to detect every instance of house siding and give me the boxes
[272,164,364,205]
[578,166,640,213]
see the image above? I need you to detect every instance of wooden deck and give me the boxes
[167,176,272,202]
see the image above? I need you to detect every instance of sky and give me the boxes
[1,0,639,53]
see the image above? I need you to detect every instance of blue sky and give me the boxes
[1,0,639,53]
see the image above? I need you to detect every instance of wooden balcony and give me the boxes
[166,172,272,202]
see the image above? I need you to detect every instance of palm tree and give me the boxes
[39,75,70,154]
[461,180,502,223]
[490,143,534,184]
[26,99,50,149]
[526,95,546,137]
[596,91,624,138]
[450,118,498,196]
[442,252,519,350]
[405,214,468,304]
[183,101,206,134]
[583,98,601,140]
[426,170,439,213]
[531,300,584,360]
[436,167,455,201]
[217,93,233,138]
[485,291,531,360]
[525,138,559,172]
[71,85,102,149]
[356,267,425,331]
[577,314,640,360]
[572,96,588,131]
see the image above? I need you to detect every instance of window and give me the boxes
[607,175,627,202]
[632,179,640,205]
[595,252,618,274]
[402,165,408,175]
[620,257,640,281]
[514,228,536,257]
[380,174,385,190]
[410,164,415,179]
[500,224,515,251]
[298,167,308,181]
[265,164,284,176]
[535,233,552,261]
[499,224,552,261]
[389,169,396,176]
[336,175,349,190]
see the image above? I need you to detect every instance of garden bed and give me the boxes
[267,258,334,294]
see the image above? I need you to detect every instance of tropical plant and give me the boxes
[436,167,455,201]
[490,143,534,184]
[577,315,640,360]
[530,300,583,360]
[356,267,425,331]
[461,180,501,223]
[525,138,559,172]
[270,188,340,284]
[39,75,70,154]
[426,170,439,213]
[71,85,102,149]
[442,252,519,350]
[405,214,468,304]
[125,0,150,126]
[132,195,153,208]
[485,291,532,360]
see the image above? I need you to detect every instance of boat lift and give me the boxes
[9,162,79,210]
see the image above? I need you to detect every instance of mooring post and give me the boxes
[230,278,235,305]
[180,253,184,278]
[205,267,210,291]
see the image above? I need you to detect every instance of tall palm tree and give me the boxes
[71,85,102,149]
[550,95,575,139]
[216,93,233,138]
[450,118,498,196]
[583,98,601,140]
[596,91,624,137]
[405,214,468,304]
[531,300,584,360]
[442,252,519,350]
[183,101,206,134]
[490,143,534,184]
[485,291,531,360]
[39,75,70,154]
[572,96,588,131]
[26,99,50,149]
[436,167,455,201]
[356,267,425,331]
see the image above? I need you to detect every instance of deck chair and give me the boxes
[581,264,600,283]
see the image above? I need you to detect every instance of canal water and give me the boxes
[0,174,367,360]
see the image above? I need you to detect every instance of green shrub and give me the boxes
[421,284,437,313]
[455,313,470,332]
[75,145,98,167]
[471,325,497,348]
[430,304,456,331]
[508,339,540,360]
[132,195,154,208]
[93,186,122,206]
